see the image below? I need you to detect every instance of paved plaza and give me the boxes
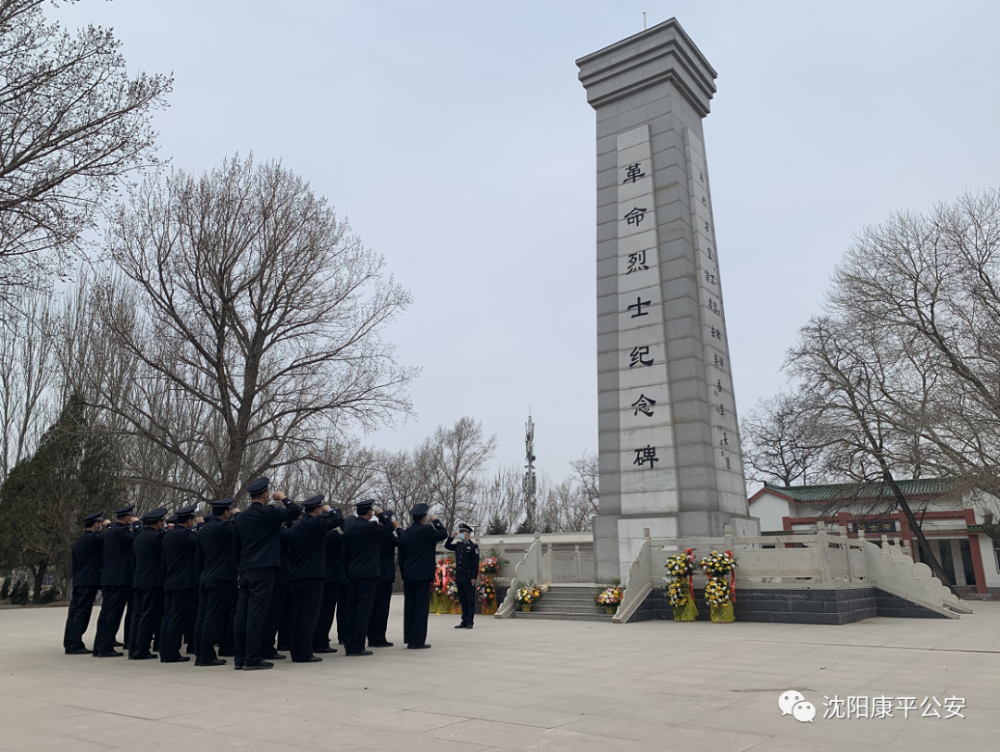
[1,599,998,752]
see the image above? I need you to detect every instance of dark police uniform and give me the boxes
[445,525,480,628]
[262,523,293,659]
[342,500,396,655]
[92,506,139,656]
[367,511,399,647]
[287,497,344,662]
[397,504,448,648]
[160,505,199,662]
[63,513,104,654]
[195,500,236,666]
[129,509,167,659]
[232,478,300,669]
[313,524,345,653]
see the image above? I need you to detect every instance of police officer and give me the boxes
[397,503,448,649]
[130,508,167,660]
[313,516,345,654]
[92,504,139,657]
[445,523,480,629]
[195,498,237,667]
[63,512,108,654]
[342,499,398,656]
[261,517,294,661]
[160,504,199,663]
[232,477,300,671]
[367,510,399,648]
[287,495,345,663]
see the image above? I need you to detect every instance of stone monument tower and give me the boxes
[577,19,758,581]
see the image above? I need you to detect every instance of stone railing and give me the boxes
[495,534,547,619]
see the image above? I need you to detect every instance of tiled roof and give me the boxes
[758,478,959,504]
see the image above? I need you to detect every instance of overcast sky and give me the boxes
[56,0,1000,488]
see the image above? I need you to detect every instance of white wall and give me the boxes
[749,492,793,532]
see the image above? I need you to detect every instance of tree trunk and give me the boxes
[32,557,48,604]
[881,470,956,592]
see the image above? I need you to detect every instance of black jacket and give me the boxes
[101,521,138,587]
[377,525,398,583]
[132,527,165,589]
[232,500,301,573]
[162,525,198,591]
[397,519,448,581]
[445,536,481,580]
[324,529,345,583]
[343,516,395,580]
[275,526,292,586]
[71,529,104,587]
[197,517,236,584]
[288,510,344,581]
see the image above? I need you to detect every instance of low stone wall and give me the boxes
[627,586,947,625]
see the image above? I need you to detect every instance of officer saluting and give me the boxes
[195,498,237,667]
[160,504,199,662]
[63,512,108,654]
[367,510,398,648]
[287,495,344,663]
[445,523,480,629]
[92,504,139,657]
[342,499,398,656]
[232,477,300,670]
[130,508,167,660]
[397,504,448,649]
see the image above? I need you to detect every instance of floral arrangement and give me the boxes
[514,583,541,605]
[666,548,698,621]
[703,576,731,607]
[480,556,499,576]
[476,579,496,604]
[699,550,737,577]
[432,557,449,595]
[665,551,696,578]
[667,579,690,607]
[595,586,624,608]
[699,549,737,623]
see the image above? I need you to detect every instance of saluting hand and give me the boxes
[272,490,286,502]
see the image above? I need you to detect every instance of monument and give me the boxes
[577,19,759,581]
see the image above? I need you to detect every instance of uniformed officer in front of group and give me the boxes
[232,477,301,670]
[195,498,237,667]
[130,507,167,660]
[63,512,108,654]
[160,504,199,662]
[313,514,345,654]
[342,499,398,656]
[397,504,448,649]
[93,504,139,657]
[445,523,480,629]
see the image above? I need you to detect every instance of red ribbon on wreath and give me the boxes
[725,549,736,603]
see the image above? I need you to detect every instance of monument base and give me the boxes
[595,513,760,582]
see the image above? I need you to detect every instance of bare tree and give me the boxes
[420,417,496,531]
[473,464,525,534]
[742,392,829,487]
[0,0,171,299]
[283,439,380,511]
[569,451,599,519]
[68,156,416,500]
[372,448,435,521]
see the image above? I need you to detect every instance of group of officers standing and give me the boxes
[62,477,481,670]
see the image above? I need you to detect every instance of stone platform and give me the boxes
[1,597,998,751]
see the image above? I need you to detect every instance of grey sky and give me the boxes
[56,0,1000,487]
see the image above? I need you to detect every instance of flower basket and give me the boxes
[672,599,699,622]
[514,582,541,612]
[520,604,532,613]
[710,602,735,623]
[481,599,498,616]
[604,605,617,615]
[667,577,698,621]
[595,585,624,611]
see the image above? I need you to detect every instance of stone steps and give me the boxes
[511,585,616,622]
[513,610,613,622]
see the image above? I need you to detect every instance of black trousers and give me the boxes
[129,586,163,658]
[403,580,432,647]
[368,581,394,644]
[222,582,238,654]
[313,581,341,650]
[234,567,276,666]
[336,583,351,644]
[93,585,131,655]
[262,581,287,656]
[346,577,377,653]
[160,589,197,661]
[457,580,476,626]
[197,580,233,664]
[63,585,99,651]
[289,578,324,662]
